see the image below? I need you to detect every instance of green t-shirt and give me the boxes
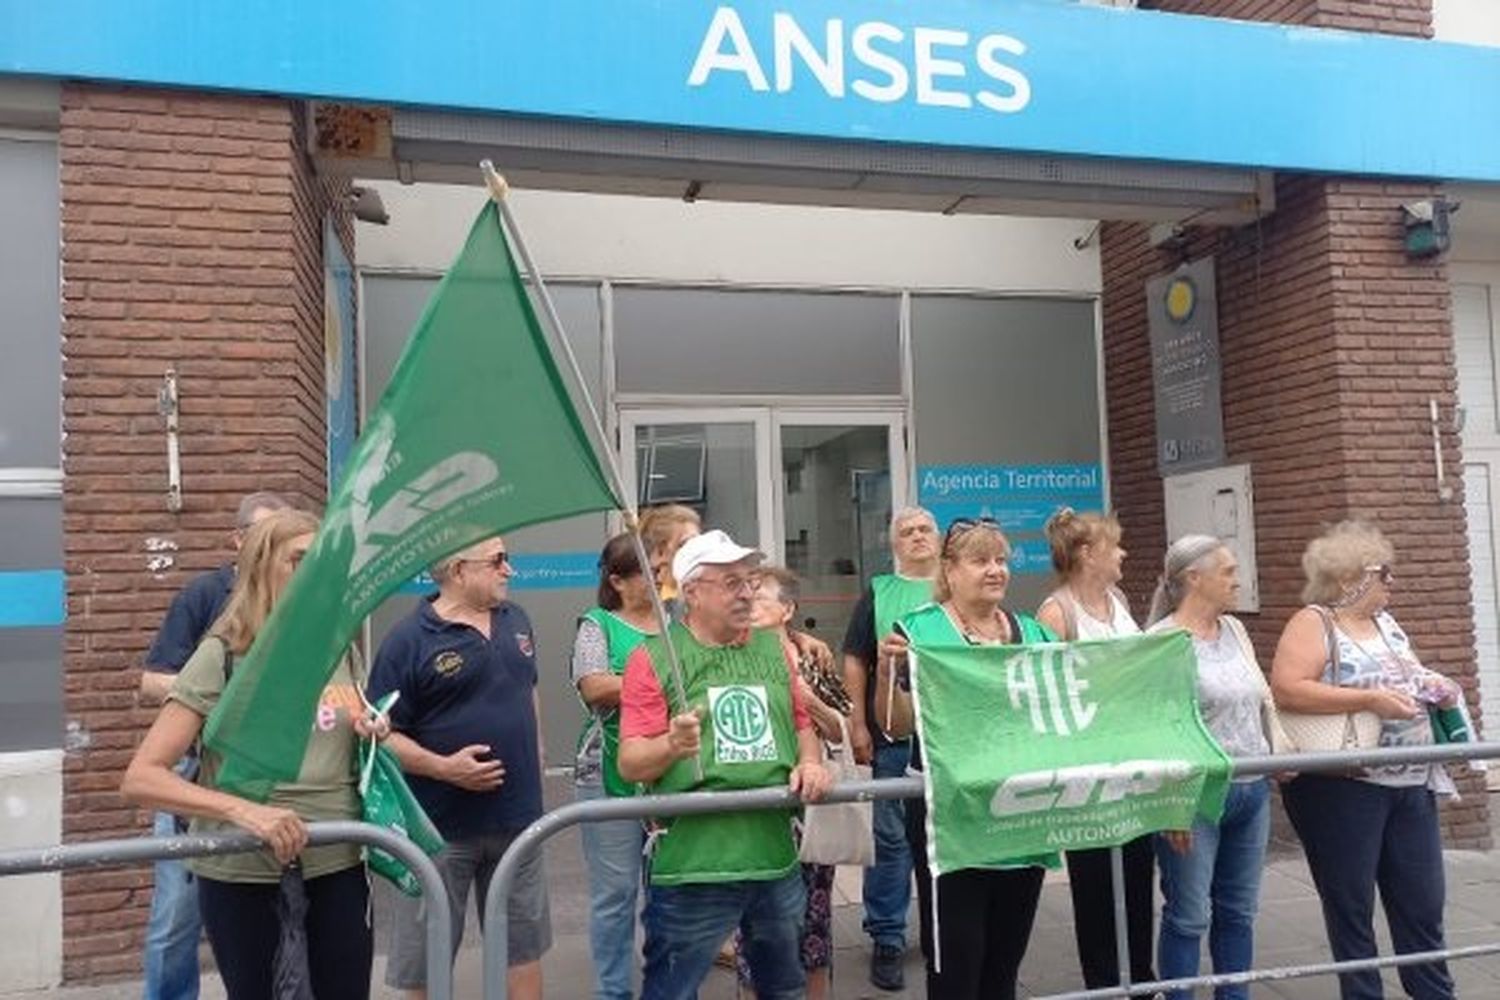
[169,637,364,883]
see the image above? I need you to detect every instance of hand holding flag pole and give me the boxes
[481,161,700,780]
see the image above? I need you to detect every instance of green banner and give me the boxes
[204,201,620,797]
[911,631,1231,873]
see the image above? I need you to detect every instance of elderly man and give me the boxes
[619,529,834,1000]
[368,535,550,1000]
[840,505,940,992]
[137,490,289,1000]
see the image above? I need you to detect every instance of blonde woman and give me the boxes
[1037,509,1155,992]
[879,518,1054,1000]
[123,510,385,1000]
[1271,521,1459,1000]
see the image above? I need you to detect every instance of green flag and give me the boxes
[204,201,620,797]
[910,631,1231,873]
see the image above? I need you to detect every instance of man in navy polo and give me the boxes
[137,491,289,1000]
[370,534,551,1000]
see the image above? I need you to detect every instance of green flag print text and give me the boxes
[204,202,620,797]
[911,631,1231,874]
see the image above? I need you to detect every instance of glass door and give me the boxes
[619,408,775,556]
[619,407,907,648]
[773,412,907,648]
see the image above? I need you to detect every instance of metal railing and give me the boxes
[0,820,454,1000]
[482,740,1500,1000]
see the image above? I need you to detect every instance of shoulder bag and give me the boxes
[1273,606,1381,753]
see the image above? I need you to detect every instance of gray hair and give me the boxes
[236,491,290,530]
[1145,534,1227,626]
[429,538,497,586]
[890,506,937,535]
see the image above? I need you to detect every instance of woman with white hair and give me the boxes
[1146,535,1278,1000]
[1271,520,1460,1000]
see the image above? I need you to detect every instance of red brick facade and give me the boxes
[59,84,350,979]
[1109,0,1487,846]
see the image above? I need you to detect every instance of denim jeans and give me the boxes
[1283,775,1453,1000]
[143,810,201,1000]
[641,871,806,1000]
[1155,778,1270,1000]
[576,781,646,1000]
[863,739,913,948]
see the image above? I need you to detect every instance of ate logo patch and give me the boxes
[515,632,534,657]
[708,685,777,764]
[432,650,465,677]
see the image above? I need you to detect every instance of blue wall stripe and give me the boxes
[0,569,66,628]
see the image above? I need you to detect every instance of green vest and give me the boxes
[873,573,936,640]
[577,608,652,798]
[645,623,800,886]
[897,602,1054,646]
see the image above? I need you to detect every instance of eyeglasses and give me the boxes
[1365,563,1394,585]
[699,574,760,596]
[461,552,511,571]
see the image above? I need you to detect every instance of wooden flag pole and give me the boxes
[480,161,700,778]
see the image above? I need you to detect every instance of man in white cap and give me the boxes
[618,529,833,1000]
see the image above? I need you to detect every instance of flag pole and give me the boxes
[481,162,700,777]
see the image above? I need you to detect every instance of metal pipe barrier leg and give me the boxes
[480,777,924,1000]
[0,821,454,1000]
[1110,843,1131,991]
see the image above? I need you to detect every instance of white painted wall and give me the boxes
[357,181,1102,296]
[0,751,63,993]
[1434,0,1500,46]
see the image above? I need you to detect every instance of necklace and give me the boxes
[947,601,1010,644]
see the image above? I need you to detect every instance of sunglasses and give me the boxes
[461,551,511,571]
[944,516,1000,545]
[1365,563,1394,585]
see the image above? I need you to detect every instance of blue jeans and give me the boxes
[863,740,913,948]
[577,781,645,1000]
[1155,778,1270,1000]
[1283,775,1453,1000]
[143,810,201,1000]
[641,871,806,1000]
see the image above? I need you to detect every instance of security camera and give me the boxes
[350,186,390,226]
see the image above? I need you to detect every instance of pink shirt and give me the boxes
[620,632,811,739]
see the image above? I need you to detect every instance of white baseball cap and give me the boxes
[672,529,763,586]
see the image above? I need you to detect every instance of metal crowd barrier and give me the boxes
[0,820,454,1000]
[482,740,1500,1000]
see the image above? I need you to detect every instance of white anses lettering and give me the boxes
[688,6,769,92]
[991,760,1195,818]
[347,415,501,576]
[687,7,1031,115]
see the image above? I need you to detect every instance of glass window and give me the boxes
[0,138,60,469]
[614,287,900,395]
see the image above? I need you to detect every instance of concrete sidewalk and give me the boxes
[19,775,1500,998]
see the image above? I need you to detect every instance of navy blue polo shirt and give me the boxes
[144,564,236,672]
[368,596,543,840]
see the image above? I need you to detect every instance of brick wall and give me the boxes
[1117,0,1488,852]
[58,84,351,980]
[1101,179,1487,847]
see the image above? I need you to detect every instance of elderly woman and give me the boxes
[877,518,1054,1000]
[1146,535,1278,1000]
[733,567,849,1000]
[1271,520,1460,1000]
[1036,509,1155,992]
[123,510,385,1000]
[571,533,660,1000]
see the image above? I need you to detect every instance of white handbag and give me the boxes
[1273,607,1381,753]
[798,718,875,867]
